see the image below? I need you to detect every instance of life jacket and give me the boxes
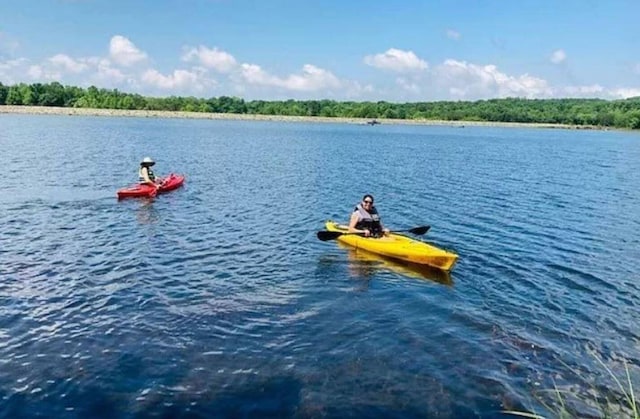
[353,203,382,236]
[139,166,156,183]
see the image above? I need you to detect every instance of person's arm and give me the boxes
[381,221,390,235]
[377,209,390,235]
[348,212,370,236]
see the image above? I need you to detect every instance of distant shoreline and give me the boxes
[0,105,601,130]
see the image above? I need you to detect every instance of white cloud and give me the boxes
[142,68,205,90]
[550,49,566,64]
[609,88,640,99]
[239,63,341,91]
[27,65,60,80]
[182,46,237,73]
[343,81,375,98]
[446,29,461,40]
[239,63,277,85]
[428,60,640,101]
[0,57,27,71]
[434,59,552,99]
[283,64,341,91]
[4,34,640,102]
[27,65,43,79]
[364,48,428,73]
[49,54,89,73]
[561,84,604,97]
[396,77,421,94]
[0,58,27,84]
[4,53,127,87]
[93,60,127,84]
[109,35,147,67]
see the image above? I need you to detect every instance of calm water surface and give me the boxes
[1,114,639,418]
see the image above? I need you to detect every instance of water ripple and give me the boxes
[1,116,639,417]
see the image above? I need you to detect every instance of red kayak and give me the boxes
[117,173,185,199]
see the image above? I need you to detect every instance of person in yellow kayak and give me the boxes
[348,194,390,237]
[139,157,162,189]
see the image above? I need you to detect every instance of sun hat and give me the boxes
[141,157,155,166]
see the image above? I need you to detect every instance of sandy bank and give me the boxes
[0,105,591,130]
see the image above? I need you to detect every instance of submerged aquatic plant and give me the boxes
[504,351,639,419]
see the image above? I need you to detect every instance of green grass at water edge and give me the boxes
[504,354,639,419]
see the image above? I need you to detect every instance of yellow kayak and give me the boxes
[324,221,458,272]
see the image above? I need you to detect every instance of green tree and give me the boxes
[0,82,8,104]
[3,80,640,129]
[37,82,66,106]
[16,83,36,105]
[5,85,23,105]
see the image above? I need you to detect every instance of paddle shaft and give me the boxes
[317,225,430,241]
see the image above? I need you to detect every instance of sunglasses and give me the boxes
[363,200,373,204]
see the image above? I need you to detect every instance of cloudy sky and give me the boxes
[1,0,639,101]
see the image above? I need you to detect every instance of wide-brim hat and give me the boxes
[141,157,155,166]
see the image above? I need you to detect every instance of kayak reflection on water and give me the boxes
[135,199,160,225]
[339,243,453,286]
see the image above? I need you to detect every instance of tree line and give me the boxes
[1,81,640,129]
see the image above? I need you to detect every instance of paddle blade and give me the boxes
[316,231,344,241]
[406,225,430,235]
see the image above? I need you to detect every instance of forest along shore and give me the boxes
[0,105,598,130]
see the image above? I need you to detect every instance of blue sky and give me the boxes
[1,0,639,102]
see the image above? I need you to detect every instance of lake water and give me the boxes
[1,114,639,418]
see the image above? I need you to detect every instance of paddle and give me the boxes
[154,176,168,190]
[316,225,430,242]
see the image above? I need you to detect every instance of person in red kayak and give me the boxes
[139,157,162,189]
[348,194,390,237]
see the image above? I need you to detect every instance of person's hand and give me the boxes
[362,229,371,237]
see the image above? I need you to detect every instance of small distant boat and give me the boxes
[367,119,381,125]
